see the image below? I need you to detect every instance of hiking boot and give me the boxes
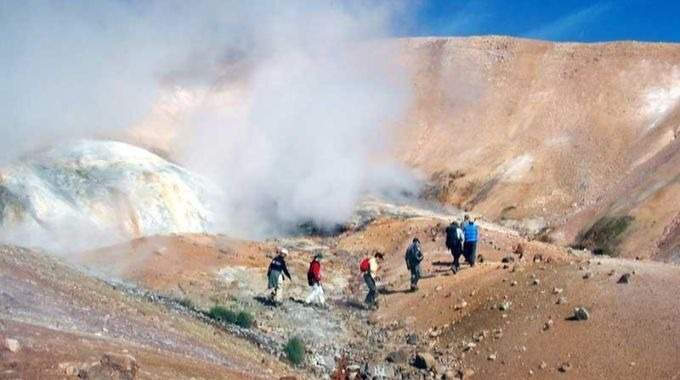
[452,265,460,274]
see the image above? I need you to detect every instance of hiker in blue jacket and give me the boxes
[462,214,479,267]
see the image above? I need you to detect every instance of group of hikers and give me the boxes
[265,214,479,310]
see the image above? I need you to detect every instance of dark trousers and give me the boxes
[451,245,463,268]
[463,241,477,266]
[363,273,377,306]
[409,263,421,289]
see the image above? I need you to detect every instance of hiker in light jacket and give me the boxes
[446,220,465,273]
[462,215,479,267]
[267,247,292,305]
[305,252,325,307]
[362,252,384,309]
[405,238,424,291]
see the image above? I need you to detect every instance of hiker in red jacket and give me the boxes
[305,253,325,307]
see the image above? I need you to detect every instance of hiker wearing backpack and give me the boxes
[267,247,292,305]
[405,238,424,291]
[360,252,384,309]
[462,215,479,267]
[305,252,325,307]
[445,220,465,273]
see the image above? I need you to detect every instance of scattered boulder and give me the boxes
[80,353,138,380]
[558,362,572,372]
[487,353,497,361]
[618,273,631,284]
[502,256,515,263]
[386,349,410,364]
[499,301,511,311]
[454,300,468,310]
[532,279,541,286]
[3,338,20,353]
[406,333,418,345]
[414,352,436,370]
[573,307,590,321]
[543,319,554,331]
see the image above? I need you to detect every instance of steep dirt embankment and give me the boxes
[394,36,680,260]
[0,245,295,379]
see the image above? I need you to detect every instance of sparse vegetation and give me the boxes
[206,306,254,329]
[208,306,238,324]
[576,215,634,256]
[235,311,254,328]
[284,336,306,366]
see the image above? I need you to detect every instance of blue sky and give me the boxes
[404,0,680,42]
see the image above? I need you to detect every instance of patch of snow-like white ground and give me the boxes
[643,67,680,130]
[0,140,215,251]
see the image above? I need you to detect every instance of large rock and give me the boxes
[573,307,590,321]
[0,140,214,250]
[3,338,20,353]
[414,352,436,370]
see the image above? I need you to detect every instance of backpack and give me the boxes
[360,257,371,272]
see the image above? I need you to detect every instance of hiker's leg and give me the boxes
[468,242,477,266]
[318,285,326,306]
[452,249,461,269]
[305,286,314,304]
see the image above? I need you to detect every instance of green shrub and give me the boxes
[576,215,634,256]
[208,306,237,324]
[236,311,254,328]
[284,336,305,366]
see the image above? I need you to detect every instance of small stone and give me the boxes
[543,319,554,331]
[455,300,468,310]
[488,353,497,361]
[510,280,518,287]
[556,296,568,305]
[406,333,418,345]
[463,342,477,352]
[3,338,20,353]
[502,256,515,263]
[558,362,572,372]
[532,279,540,286]
[618,273,631,284]
[499,301,511,311]
[552,287,563,294]
[539,361,547,370]
[608,269,616,276]
[583,272,592,279]
[573,307,590,321]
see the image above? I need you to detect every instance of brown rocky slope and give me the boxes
[393,36,680,261]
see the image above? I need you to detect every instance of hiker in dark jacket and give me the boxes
[405,238,424,291]
[267,247,292,304]
[462,215,479,267]
[305,252,325,306]
[446,220,465,273]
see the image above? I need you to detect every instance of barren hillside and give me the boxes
[394,36,680,260]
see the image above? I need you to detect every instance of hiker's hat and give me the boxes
[277,247,289,256]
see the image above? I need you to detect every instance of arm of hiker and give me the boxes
[282,262,292,280]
